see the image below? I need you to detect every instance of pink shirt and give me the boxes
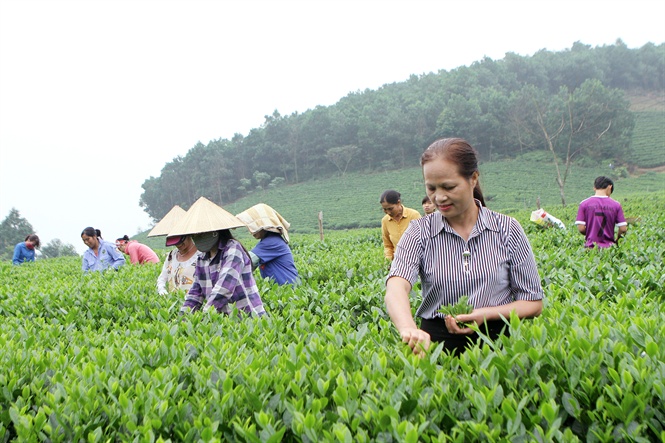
[124,241,160,264]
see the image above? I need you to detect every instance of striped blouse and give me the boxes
[387,203,543,319]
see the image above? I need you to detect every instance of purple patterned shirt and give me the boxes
[182,238,266,316]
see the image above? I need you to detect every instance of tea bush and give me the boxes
[1,193,664,442]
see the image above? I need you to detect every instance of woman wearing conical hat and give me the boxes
[156,235,199,295]
[168,197,266,317]
[148,206,200,295]
[236,203,299,286]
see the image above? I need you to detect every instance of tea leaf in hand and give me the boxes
[438,296,473,327]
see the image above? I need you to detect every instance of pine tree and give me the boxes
[0,208,36,260]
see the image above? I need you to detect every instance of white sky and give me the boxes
[1,0,664,254]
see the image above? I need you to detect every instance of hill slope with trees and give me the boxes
[139,40,664,221]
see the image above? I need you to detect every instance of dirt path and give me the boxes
[635,165,665,174]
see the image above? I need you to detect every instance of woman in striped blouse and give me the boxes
[385,138,543,356]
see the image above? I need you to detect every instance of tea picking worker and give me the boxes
[148,205,200,295]
[236,203,299,286]
[115,235,160,264]
[12,234,40,265]
[156,235,199,295]
[168,197,266,316]
[575,176,628,248]
[384,138,543,356]
[81,227,126,272]
[421,195,436,215]
[380,190,421,260]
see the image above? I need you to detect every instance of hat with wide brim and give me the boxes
[168,197,245,236]
[147,205,187,237]
[236,203,291,243]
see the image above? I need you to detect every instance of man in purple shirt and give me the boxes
[575,176,627,248]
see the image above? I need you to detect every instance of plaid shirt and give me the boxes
[182,238,266,316]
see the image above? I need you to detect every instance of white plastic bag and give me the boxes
[530,209,566,229]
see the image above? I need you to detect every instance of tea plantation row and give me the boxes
[1,193,664,442]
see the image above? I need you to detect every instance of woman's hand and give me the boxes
[399,327,431,356]
[446,300,543,335]
[444,311,486,335]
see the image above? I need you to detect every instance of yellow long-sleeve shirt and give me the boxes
[381,206,421,260]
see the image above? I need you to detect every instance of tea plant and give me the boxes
[1,192,664,442]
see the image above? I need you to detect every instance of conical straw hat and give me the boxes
[168,197,245,236]
[147,205,186,237]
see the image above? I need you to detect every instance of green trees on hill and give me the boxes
[0,208,35,260]
[508,79,634,205]
[0,208,78,261]
[40,239,78,258]
[140,41,664,221]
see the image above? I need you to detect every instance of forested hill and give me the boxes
[139,40,665,221]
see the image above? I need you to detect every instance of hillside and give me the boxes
[226,92,664,236]
[626,90,665,168]
[627,90,665,112]
[138,42,665,222]
[222,159,663,233]
[136,156,664,251]
[136,89,665,247]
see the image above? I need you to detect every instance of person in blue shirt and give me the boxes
[12,234,40,265]
[80,227,125,272]
[236,204,299,286]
